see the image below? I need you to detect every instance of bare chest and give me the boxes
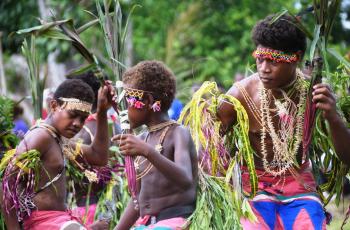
[41,142,65,175]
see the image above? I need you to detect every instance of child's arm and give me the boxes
[113,126,196,189]
[0,183,21,230]
[146,126,195,189]
[1,207,21,230]
[1,131,51,230]
[80,85,112,166]
[114,199,140,230]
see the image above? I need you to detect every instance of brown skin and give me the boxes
[218,45,350,169]
[3,86,113,229]
[73,120,110,230]
[73,120,101,207]
[111,87,198,230]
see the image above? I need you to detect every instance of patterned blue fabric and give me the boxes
[253,199,325,230]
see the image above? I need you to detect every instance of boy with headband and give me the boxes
[1,79,113,229]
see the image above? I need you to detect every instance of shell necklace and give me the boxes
[260,69,307,176]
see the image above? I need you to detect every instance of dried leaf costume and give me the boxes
[179,81,257,229]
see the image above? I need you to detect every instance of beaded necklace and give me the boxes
[135,122,175,180]
[260,70,307,177]
[148,120,177,132]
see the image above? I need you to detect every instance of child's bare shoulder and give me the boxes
[235,73,259,89]
[226,74,258,97]
[231,73,260,97]
[17,128,56,155]
[173,124,190,133]
[171,125,192,142]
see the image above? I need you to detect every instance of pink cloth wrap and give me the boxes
[72,203,97,226]
[134,215,188,229]
[23,210,86,230]
[241,162,317,196]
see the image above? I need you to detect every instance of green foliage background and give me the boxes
[0,0,349,100]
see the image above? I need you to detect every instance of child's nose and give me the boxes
[72,117,84,128]
[260,60,272,73]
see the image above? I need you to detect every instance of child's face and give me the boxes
[50,101,89,138]
[255,45,299,89]
[124,84,152,129]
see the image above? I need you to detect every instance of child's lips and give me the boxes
[260,77,272,83]
[67,128,79,135]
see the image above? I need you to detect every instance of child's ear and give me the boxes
[50,99,59,112]
[145,94,154,109]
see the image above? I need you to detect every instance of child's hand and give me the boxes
[104,80,116,103]
[111,134,151,157]
[97,84,114,113]
[312,83,338,122]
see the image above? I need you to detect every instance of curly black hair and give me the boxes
[67,71,101,112]
[252,14,307,56]
[53,79,95,107]
[123,60,176,111]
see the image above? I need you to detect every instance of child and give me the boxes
[216,14,350,229]
[68,72,120,228]
[1,79,113,230]
[112,61,198,230]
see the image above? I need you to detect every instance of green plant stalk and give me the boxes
[21,35,43,120]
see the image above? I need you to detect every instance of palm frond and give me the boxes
[58,22,95,64]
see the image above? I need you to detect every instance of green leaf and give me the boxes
[77,18,100,34]
[121,4,142,54]
[111,57,127,69]
[327,48,350,70]
[58,22,95,64]
[269,9,288,25]
[17,19,73,35]
[41,28,72,41]
[309,25,321,60]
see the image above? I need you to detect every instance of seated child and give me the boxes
[112,61,198,230]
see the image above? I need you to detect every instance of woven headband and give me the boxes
[124,87,155,99]
[59,97,92,114]
[252,47,298,63]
